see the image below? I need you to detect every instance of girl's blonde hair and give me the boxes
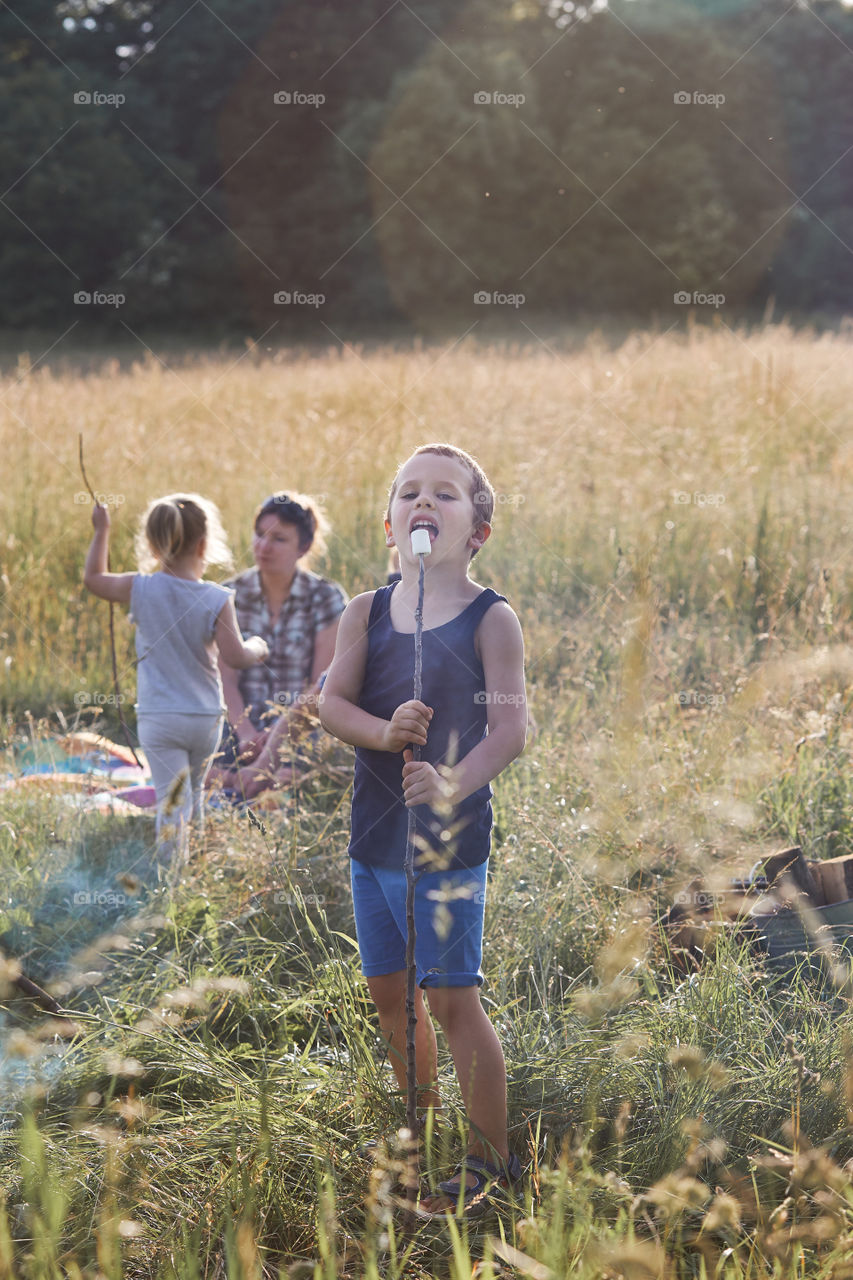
[135,493,234,573]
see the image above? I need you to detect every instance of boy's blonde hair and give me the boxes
[136,493,233,573]
[386,444,495,542]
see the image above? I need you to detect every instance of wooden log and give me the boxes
[810,854,853,907]
[762,846,824,906]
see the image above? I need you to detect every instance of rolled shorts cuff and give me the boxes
[351,858,487,989]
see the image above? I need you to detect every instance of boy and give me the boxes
[319,443,527,1216]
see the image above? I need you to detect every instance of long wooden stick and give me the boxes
[13,969,64,1017]
[403,551,426,1207]
[78,435,143,768]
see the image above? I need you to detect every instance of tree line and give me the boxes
[2,0,851,335]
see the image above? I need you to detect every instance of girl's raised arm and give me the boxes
[83,504,135,604]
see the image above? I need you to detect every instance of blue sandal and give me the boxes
[422,1151,523,1218]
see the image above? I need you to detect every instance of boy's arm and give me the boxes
[319,593,432,751]
[83,504,134,604]
[402,601,526,808]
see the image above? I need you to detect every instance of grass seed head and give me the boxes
[702,1192,741,1233]
[667,1045,706,1081]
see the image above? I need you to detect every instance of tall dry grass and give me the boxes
[2,322,853,1277]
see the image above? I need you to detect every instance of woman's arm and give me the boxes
[83,504,134,604]
[218,656,265,753]
[309,618,341,686]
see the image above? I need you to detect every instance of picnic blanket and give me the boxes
[2,731,155,814]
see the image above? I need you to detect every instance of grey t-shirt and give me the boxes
[130,574,233,715]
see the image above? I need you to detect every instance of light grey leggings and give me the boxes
[136,713,223,859]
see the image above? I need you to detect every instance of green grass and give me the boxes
[4,324,853,1275]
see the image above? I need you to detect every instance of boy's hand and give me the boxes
[382,700,432,753]
[402,750,457,808]
[91,502,110,532]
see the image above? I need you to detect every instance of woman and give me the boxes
[215,491,347,798]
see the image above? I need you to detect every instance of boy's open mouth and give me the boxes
[410,518,438,542]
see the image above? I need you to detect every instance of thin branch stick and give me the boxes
[78,434,143,768]
[403,551,426,1209]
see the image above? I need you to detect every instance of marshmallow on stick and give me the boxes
[410,528,432,557]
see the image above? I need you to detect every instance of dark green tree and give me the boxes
[352,0,788,324]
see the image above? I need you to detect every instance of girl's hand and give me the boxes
[401,750,456,808]
[91,502,110,532]
[244,635,270,664]
[83,504,133,603]
[382,700,432,753]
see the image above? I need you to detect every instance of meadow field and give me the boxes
[4,321,853,1277]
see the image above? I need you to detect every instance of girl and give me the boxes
[83,494,268,861]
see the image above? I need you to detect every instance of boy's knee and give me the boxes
[424,984,480,1029]
[366,972,409,1021]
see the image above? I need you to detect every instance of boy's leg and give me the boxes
[351,861,442,1116]
[366,971,441,1113]
[425,984,508,1165]
[410,863,512,1208]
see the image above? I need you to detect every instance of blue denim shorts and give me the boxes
[350,858,488,988]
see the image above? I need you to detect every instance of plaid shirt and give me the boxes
[226,567,348,726]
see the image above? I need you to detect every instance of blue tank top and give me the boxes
[349,584,506,871]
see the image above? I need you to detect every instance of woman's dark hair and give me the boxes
[254,492,325,555]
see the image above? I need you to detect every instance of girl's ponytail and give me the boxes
[136,494,233,573]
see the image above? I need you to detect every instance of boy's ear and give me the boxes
[470,521,491,551]
[384,519,396,547]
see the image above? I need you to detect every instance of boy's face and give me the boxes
[385,453,490,564]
